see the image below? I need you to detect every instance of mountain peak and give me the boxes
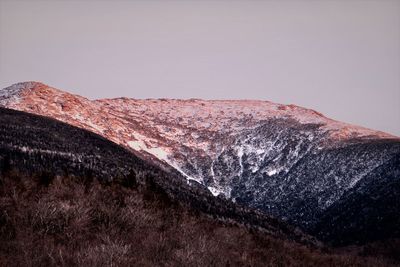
[2,81,48,93]
[0,81,47,99]
[14,81,47,88]
[0,82,92,121]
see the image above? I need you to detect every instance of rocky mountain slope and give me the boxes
[0,108,368,266]
[3,108,398,266]
[1,81,399,245]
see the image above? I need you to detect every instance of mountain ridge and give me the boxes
[2,81,397,139]
[1,81,399,245]
[6,107,366,266]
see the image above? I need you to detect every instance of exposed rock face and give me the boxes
[1,81,399,244]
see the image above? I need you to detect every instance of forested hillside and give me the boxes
[1,107,398,266]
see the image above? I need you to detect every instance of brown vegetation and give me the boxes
[0,170,398,267]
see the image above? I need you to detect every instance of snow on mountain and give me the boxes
[1,82,399,242]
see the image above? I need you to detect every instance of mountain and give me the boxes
[3,107,392,266]
[1,81,399,245]
[0,106,316,244]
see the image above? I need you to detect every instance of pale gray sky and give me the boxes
[0,0,399,135]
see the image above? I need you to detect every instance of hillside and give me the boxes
[0,107,399,266]
[1,82,399,246]
[0,107,314,243]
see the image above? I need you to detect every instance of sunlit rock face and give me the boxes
[1,81,399,243]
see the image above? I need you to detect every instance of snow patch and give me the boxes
[127,140,169,161]
[71,113,105,134]
[237,146,244,175]
[207,186,223,196]
[0,84,23,106]
[128,133,203,184]
[85,120,105,133]
[170,161,203,184]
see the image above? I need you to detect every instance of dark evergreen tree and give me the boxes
[121,169,137,189]
[1,155,11,175]
[37,171,54,187]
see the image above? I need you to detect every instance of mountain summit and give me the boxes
[1,81,399,245]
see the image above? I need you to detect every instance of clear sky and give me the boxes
[0,0,399,136]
